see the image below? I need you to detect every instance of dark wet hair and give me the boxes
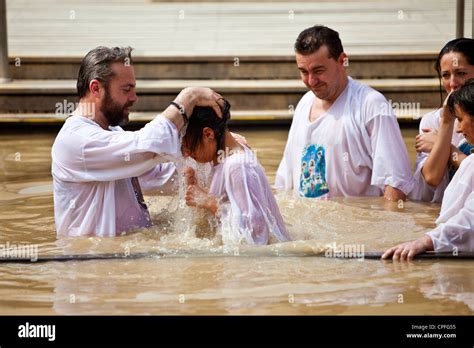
[294,25,344,59]
[435,38,474,105]
[77,46,133,98]
[183,99,231,155]
[447,78,474,118]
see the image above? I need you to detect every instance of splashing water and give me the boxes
[146,157,223,250]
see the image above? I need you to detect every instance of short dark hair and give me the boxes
[183,99,231,155]
[77,46,133,98]
[447,78,474,118]
[294,25,344,59]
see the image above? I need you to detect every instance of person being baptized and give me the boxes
[181,98,291,245]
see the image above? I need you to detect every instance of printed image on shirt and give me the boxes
[299,144,329,198]
[459,142,474,156]
[449,142,474,180]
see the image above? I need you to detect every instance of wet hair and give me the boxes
[77,46,133,98]
[294,25,344,59]
[447,78,474,118]
[183,99,231,155]
[435,38,474,105]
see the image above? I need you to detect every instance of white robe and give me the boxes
[52,114,178,237]
[275,77,413,198]
[209,146,291,245]
[409,108,467,203]
[427,154,474,252]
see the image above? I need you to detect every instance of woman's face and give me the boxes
[440,52,474,93]
[454,105,474,144]
[182,127,217,163]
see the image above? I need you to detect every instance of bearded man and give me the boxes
[52,46,223,237]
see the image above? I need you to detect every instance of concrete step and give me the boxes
[8,53,438,80]
[0,107,433,126]
[0,78,443,114]
[0,110,294,126]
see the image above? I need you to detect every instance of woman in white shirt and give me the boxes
[410,38,474,203]
[181,99,291,245]
[384,80,474,261]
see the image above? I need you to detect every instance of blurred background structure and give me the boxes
[0,0,473,125]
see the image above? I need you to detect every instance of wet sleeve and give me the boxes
[275,139,293,190]
[275,109,300,191]
[409,111,450,202]
[427,190,474,253]
[56,115,181,182]
[364,95,414,195]
[410,151,451,202]
[138,162,177,195]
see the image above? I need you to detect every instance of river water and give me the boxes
[0,127,472,315]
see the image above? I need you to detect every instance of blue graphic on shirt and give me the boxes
[459,142,474,156]
[449,142,474,180]
[299,144,329,198]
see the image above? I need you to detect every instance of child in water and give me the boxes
[181,98,291,245]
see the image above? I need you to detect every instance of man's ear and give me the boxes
[337,52,348,68]
[202,127,215,140]
[89,80,102,97]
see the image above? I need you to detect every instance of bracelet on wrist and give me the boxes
[170,101,188,124]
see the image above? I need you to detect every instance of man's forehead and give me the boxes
[296,46,332,66]
[110,62,136,81]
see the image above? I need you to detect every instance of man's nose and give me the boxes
[308,73,318,86]
[129,91,138,103]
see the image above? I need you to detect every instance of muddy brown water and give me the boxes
[0,127,472,315]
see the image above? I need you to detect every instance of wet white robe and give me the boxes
[209,146,291,245]
[427,154,474,253]
[52,114,178,237]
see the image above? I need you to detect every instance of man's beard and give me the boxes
[101,89,132,127]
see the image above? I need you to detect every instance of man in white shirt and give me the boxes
[52,46,224,237]
[275,26,413,200]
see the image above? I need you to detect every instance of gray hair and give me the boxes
[76,46,133,98]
